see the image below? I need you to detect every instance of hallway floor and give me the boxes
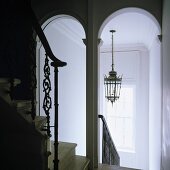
[95,164,141,170]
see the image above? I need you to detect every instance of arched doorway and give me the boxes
[37,15,86,156]
[98,8,161,170]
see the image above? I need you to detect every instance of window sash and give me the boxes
[106,85,136,152]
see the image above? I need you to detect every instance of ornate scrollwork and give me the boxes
[43,54,52,137]
[30,28,37,120]
[99,115,120,166]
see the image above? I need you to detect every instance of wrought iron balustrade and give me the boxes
[29,4,67,170]
[98,114,120,166]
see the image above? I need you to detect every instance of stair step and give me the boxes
[0,78,21,86]
[11,100,32,112]
[11,100,47,131]
[49,141,77,170]
[11,100,32,122]
[96,164,141,170]
[69,155,90,170]
[34,116,47,130]
[0,78,20,103]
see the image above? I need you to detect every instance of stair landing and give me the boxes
[95,164,141,170]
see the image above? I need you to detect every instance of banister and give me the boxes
[98,115,117,148]
[29,4,67,170]
[98,114,118,153]
[29,5,67,67]
[98,114,120,165]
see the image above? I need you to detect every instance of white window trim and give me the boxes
[106,83,136,153]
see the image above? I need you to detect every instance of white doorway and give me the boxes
[98,8,161,170]
[37,15,86,156]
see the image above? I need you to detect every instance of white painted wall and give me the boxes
[99,45,149,170]
[162,0,170,169]
[38,19,86,156]
[149,36,161,170]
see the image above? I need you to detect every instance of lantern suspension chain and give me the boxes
[110,30,116,71]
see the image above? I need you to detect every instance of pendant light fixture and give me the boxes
[104,30,122,104]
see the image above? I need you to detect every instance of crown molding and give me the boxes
[100,43,149,53]
[52,21,85,48]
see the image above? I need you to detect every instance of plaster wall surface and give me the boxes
[162,0,170,169]
[100,47,149,170]
[38,21,86,156]
[149,36,161,170]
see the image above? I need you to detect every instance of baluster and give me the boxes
[51,63,59,170]
[30,28,37,120]
[9,78,14,101]
[99,114,120,166]
[43,54,52,137]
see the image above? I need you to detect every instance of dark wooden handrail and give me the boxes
[29,5,67,67]
[98,114,120,165]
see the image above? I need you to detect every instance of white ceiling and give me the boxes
[51,18,85,47]
[51,12,160,50]
[101,12,160,49]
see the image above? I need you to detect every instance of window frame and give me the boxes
[105,82,136,153]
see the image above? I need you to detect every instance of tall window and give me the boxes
[106,84,136,152]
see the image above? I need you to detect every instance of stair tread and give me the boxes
[70,155,90,170]
[49,141,77,170]
[0,78,21,85]
[58,142,77,152]
[34,116,47,129]
[50,141,77,160]
[11,99,32,108]
[96,164,141,170]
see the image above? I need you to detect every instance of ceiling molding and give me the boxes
[100,43,148,53]
[52,21,85,48]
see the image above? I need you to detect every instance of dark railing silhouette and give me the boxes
[98,114,120,166]
[30,5,67,170]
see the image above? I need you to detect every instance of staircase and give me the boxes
[48,141,89,170]
[0,78,89,170]
[0,78,141,170]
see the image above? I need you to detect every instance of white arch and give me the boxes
[42,14,84,30]
[98,7,162,170]
[98,7,161,38]
[36,15,86,156]
[36,14,85,42]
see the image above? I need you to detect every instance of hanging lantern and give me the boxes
[104,30,122,103]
